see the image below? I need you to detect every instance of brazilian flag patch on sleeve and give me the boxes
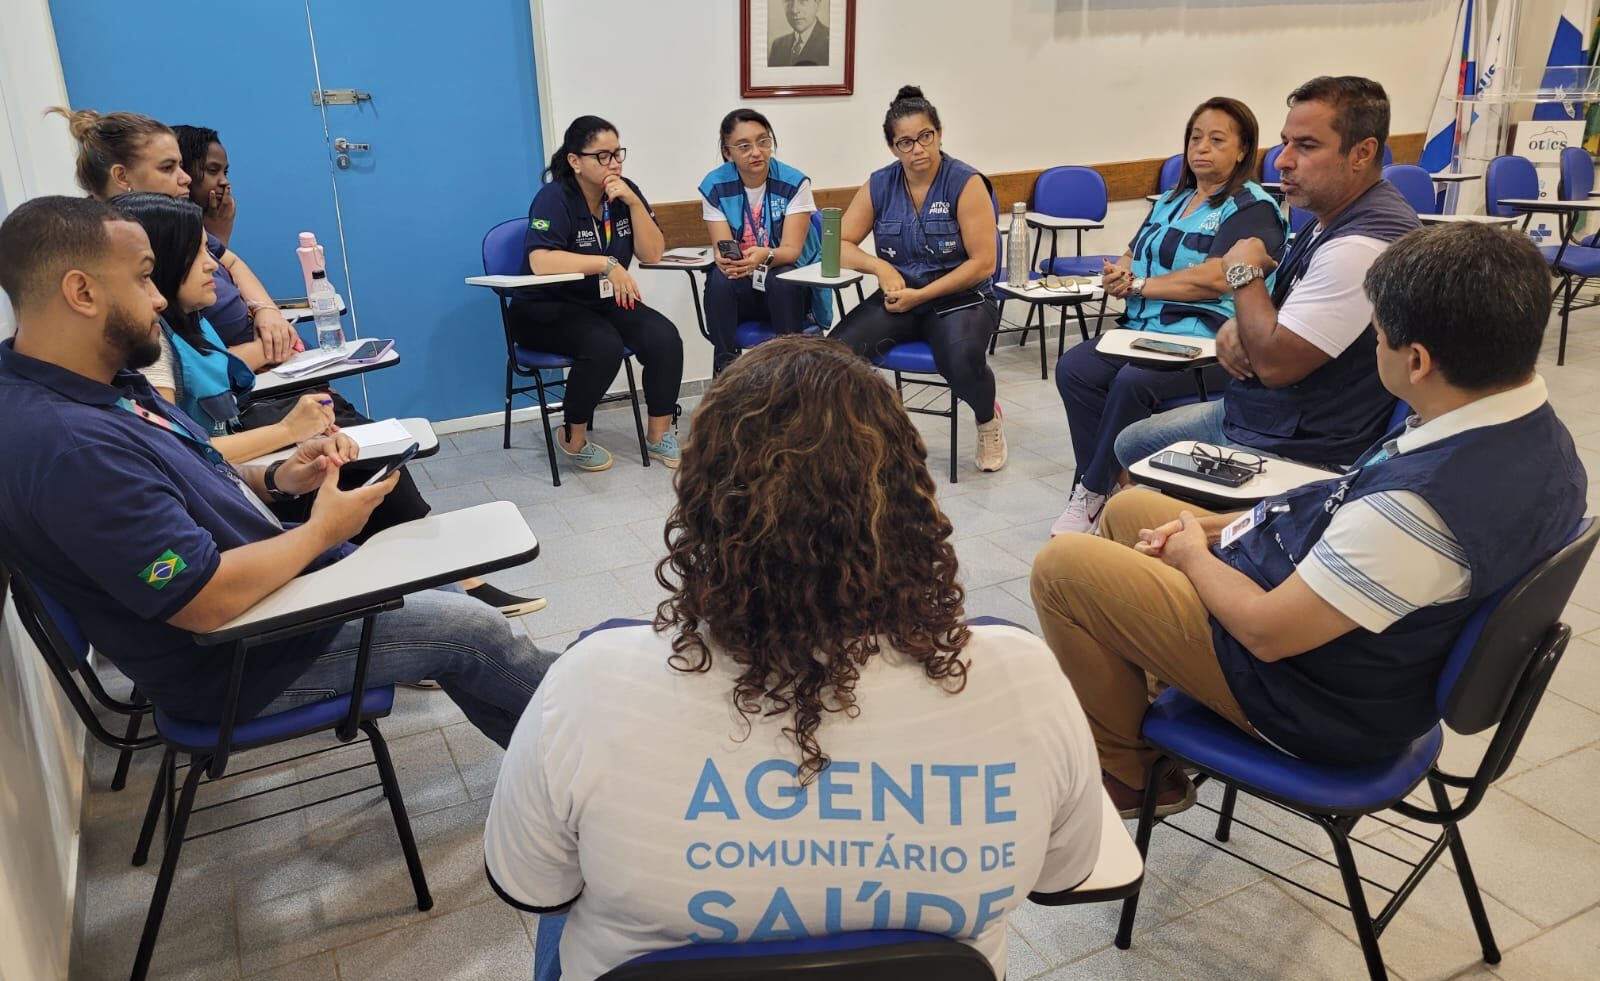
[137,550,188,589]
[531,218,551,231]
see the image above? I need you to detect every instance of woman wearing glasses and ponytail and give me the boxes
[832,86,1006,474]
[697,108,825,374]
[512,115,684,472]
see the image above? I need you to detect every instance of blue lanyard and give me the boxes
[741,187,771,248]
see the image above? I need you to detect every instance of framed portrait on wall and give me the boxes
[741,0,855,98]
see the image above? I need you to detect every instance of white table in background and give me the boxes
[1025,212,1107,276]
[777,263,867,320]
[994,278,1104,378]
[251,343,401,398]
[1496,197,1600,263]
[1130,439,1337,510]
[639,248,716,341]
[1417,213,1518,226]
[242,417,439,469]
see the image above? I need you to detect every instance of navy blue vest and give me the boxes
[1212,401,1586,763]
[1222,180,1420,467]
[868,153,993,294]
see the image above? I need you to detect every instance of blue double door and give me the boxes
[49,0,545,421]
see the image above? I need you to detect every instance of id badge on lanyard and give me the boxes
[745,190,770,292]
[1219,499,1290,549]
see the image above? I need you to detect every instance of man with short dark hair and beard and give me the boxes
[0,196,554,748]
[1033,223,1587,818]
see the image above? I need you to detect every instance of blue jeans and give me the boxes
[1112,397,1258,470]
[703,263,809,374]
[262,587,557,748]
[534,912,565,981]
[1056,342,1231,494]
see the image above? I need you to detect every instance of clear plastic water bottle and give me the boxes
[1006,202,1029,288]
[309,269,345,350]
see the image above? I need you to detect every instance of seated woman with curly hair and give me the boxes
[485,336,1102,981]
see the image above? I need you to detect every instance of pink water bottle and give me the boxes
[296,232,326,298]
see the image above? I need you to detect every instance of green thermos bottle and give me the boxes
[820,207,842,278]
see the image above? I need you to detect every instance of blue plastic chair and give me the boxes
[1031,166,1120,277]
[1114,518,1599,981]
[733,211,829,351]
[7,565,435,981]
[1489,153,1598,364]
[1158,153,1185,193]
[1383,163,1439,216]
[1261,144,1285,184]
[592,931,993,980]
[480,218,650,486]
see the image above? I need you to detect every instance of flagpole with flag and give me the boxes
[1421,0,1478,177]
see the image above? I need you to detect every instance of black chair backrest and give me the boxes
[4,561,154,751]
[596,938,995,981]
[1442,518,1598,733]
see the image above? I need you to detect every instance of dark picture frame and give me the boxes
[740,0,856,99]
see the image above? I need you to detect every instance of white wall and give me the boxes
[540,0,1464,381]
[0,1,89,979]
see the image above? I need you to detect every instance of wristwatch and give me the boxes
[1129,277,1146,298]
[263,459,301,501]
[603,255,620,275]
[1225,263,1265,290]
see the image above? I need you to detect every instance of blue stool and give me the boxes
[875,341,962,484]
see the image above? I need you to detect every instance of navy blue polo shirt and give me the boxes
[199,232,252,346]
[516,176,654,303]
[0,340,341,724]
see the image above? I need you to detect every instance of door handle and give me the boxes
[334,138,370,153]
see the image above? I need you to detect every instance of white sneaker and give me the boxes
[976,406,1007,472]
[1051,485,1108,537]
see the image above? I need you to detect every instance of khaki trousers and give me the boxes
[1030,488,1256,787]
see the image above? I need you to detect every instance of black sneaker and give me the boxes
[466,583,548,618]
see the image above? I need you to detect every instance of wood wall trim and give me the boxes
[651,131,1425,250]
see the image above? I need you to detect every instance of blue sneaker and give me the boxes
[558,435,612,471]
[646,431,681,469]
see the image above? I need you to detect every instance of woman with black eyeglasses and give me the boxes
[831,86,1006,473]
[697,108,826,374]
[510,115,684,472]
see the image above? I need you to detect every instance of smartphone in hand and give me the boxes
[716,240,743,261]
[361,442,420,488]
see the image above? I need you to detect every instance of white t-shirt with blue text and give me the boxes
[484,622,1102,980]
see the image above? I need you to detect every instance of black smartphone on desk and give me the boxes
[1148,449,1255,487]
[1130,337,1202,358]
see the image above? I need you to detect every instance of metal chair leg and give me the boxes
[132,748,172,867]
[362,720,434,912]
[112,700,144,792]
[1558,275,1575,367]
[533,372,561,488]
[503,360,515,450]
[1430,778,1500,963]
[624,357,649,468]
[1115,757,1171,949]
[948,390,959,484]
[1324,816,1389,981]
[1215,784,1239,842]
[129,758,204,981]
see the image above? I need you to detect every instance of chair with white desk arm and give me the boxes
[472,218,650,486]
[12,502,537,981]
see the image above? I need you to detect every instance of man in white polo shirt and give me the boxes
[1032,222,1586,817]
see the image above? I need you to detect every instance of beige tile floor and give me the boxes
[72,304,1600,980]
